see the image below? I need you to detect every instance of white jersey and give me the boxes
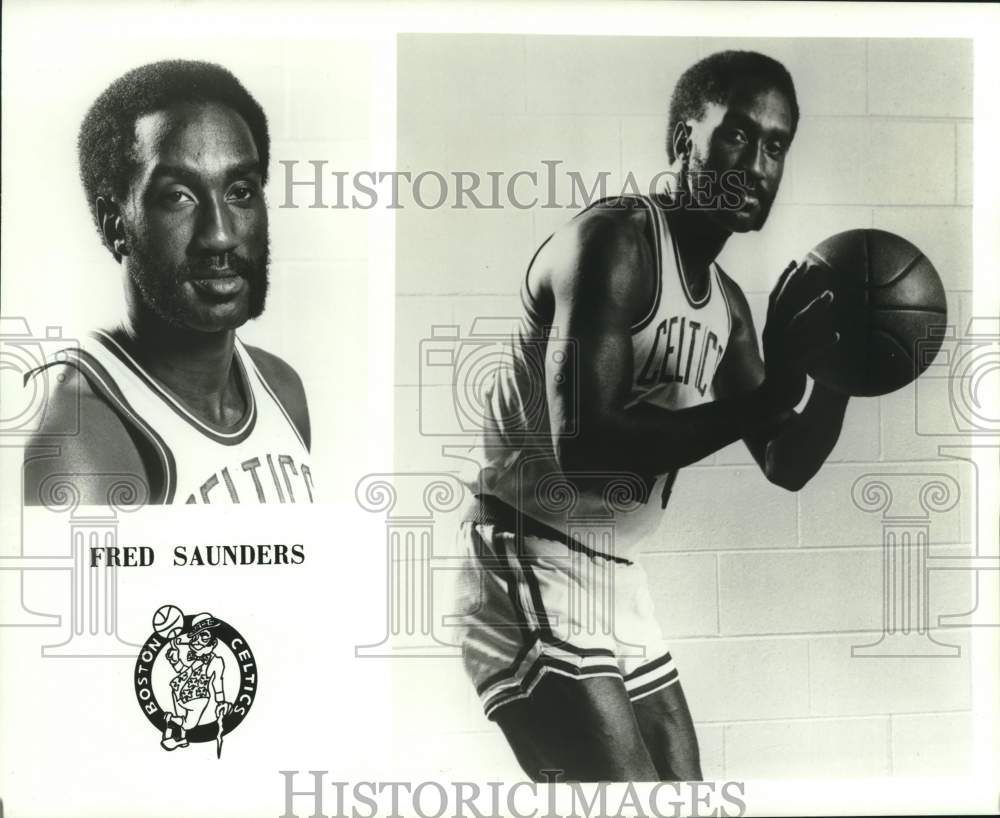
[465,195,732,554]
[32,330,314,505]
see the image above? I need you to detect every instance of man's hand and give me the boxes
[761,260,839,411]
[215,702,231,720]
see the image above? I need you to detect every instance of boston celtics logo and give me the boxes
[134,605,258,756]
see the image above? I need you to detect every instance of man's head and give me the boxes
[666,50,798,233]
[189,628,218,656]
[78,60,271,333]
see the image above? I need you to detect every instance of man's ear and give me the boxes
[95,196,128,263]
[671,121,693,163]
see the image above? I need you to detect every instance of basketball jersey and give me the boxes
[464,196,732,553]
[29,331,314,505]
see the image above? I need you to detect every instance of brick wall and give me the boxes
[396,35,975,779]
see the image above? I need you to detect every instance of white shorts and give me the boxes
[454,519,679,720]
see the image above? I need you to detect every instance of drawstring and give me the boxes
[660,469,678,509]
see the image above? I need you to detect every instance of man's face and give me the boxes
[190,630,214,655]
[120,101,269,332]
[684,80,794,233]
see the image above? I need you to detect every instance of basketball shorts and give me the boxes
[454,518,680,720]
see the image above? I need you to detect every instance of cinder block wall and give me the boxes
[396,35,975,779]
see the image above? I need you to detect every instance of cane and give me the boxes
[216,711,225,759]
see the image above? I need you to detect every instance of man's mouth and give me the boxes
[190,255,245,298]
[205,253,232,274]
[190,276,245,298]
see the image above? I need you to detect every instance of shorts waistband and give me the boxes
[464,494,633,566]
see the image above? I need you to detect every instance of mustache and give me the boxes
[722,171,770,200]
[184,252,262,280]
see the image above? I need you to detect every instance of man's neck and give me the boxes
[116,309,244,427]
[659,197,732,300]
[669,205,731,269]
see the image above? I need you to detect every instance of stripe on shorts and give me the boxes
[474,525,626,718]
[624,651,680,701]
[482,649,623,718]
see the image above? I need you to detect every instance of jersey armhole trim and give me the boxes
[630,196,662,334]
[520,233,554,324]
[713,262,735,340]
[238,340,309,452]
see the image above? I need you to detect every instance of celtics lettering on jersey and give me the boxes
[635,315,726,397]
[185,454,314,505]
[63,332,315,505]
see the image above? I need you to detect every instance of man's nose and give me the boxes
[195,193,239,254]
[742,140,768,183]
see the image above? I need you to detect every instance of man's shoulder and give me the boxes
[242,344,311,449]
[539,197,657,311]
[27,361,130,443]
[556,197,653,257]
[242,345,306,403]
[23,361,150,505]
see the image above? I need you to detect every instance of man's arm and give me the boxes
[23,367,152,505]
[209,655,230,717]
[547,209,807,478]
[245,346,311,451]
[713,269,849,491]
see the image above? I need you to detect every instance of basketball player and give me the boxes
[23,61,314,505]
[456,51,850,781]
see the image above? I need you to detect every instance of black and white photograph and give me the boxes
[0,4,390,817]
[3,6,375,510]
[21,58,317,506]
[390,23,998,805]
[1,2,997,817]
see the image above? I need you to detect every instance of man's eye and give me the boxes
[726,129,748,144]
[228,184,255,202]
[765,142,787,158]
[162,189,193,205]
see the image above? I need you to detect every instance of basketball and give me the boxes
[802,229,947,397]
[152,604,185,639]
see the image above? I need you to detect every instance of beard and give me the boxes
[124,226,270,330]
[685,149,775,232]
